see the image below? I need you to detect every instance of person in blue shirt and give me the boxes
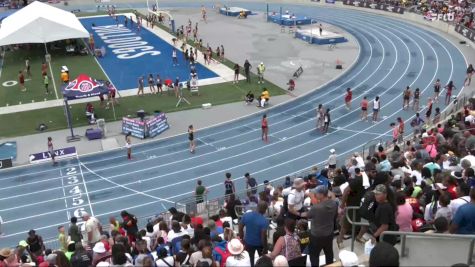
[450,187,475,234]
[317,169,330,188]
[239,201,269,267]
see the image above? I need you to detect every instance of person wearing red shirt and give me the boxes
[391,122,399,144]
[397,117,404,143]
[344,87,352,110]
[261,114,268,143]
[190,211,203,228]
[18,70,26,92]
[360,96,368,121]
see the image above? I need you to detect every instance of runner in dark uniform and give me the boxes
[433,79,441,103]
[188,125,195,153]
[445,80,456,105]
[413,88,420,111]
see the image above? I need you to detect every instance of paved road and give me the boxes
[0,2,467,247]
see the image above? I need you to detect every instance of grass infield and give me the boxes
[0,11,286,137]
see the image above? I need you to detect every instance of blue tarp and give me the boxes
[0,141,17,160]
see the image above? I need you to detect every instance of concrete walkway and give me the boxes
[0,5,359,165]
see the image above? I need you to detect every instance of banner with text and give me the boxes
[0,158,13,169]
[455,24,475,42]
[342,0,405,14]
[29,146,77,164]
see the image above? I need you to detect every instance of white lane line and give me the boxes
[196,138,218,150]
[77,155,95,217]
[0,15,443,215]
[0,22,382,190]
[0,14,462,236]
[78,159,175,205]
[0,18,400,202]
[0,13,438,217]
[59,169,70,221]
[329,127,392,137]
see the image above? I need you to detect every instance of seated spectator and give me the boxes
[396,191,413,232]
[91,242,111,267]
[369,242,400,267]
[225,239,251,267]
[54,251,70,267]
[245,91,254,104]
[450,182,471,215]
[155,247,174,267]
[182,215,195,238]
[273,255,289,267]
[174,238,192,266]
[269,218,301,262]
[70,243,91,267]
[296,219,310,254]
[169,208,186,226]
[195,246,216,267]
[64,241,75,260]
[425,217,449,234]
[273,216,286,245]
[189,240,209,266]
[435,192,452,222]
[257,88,270,108]
[224,194,242,220]
[450,187,475,234]
[207,220,223,240]
[255,255,273,267]
[86,102,96,124]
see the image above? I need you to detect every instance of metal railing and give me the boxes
[345,206,370,252]
[381,231,475,265]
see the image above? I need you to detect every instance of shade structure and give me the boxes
[62,74,109,100]
[0,1,89,46]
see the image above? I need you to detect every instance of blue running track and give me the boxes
[0,3,467,247]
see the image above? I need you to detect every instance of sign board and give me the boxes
[122,117,146,139]
[29,146,77,164]
[0,158,13,169]
[122,113,169,139]
[455,24,475,42]
[342,0,404,14]
[293,66,304,78]
[146,113,170,138]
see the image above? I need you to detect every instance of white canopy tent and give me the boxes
[0,1,89,46]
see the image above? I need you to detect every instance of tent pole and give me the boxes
[112,98,117,121]
[45,42,59,100]
[64,98,80,142]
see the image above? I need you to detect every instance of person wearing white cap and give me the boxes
[327,149,337,170]
[225,239,251,267]
[257,62,266,84]
[287,178,307,220]
[91,242,111,266]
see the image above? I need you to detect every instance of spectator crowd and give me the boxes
[1,98,475,267]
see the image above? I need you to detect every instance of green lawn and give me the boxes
[0,43,107,106]
[0,78,283,138]
[0,11,286,138]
